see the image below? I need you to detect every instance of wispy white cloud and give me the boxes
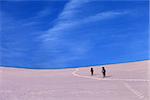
[39,0,129,65]
[83,11,128,23]
[41,0,128,42]
[58,0,90,20]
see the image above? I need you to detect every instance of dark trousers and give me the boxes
[91,71,93,76]
[102,72,106,77]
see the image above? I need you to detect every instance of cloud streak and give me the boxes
[42,0,128,41]
[39,0,129,66]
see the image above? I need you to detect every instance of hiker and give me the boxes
[90,68,94,76]
[102,67,106,78]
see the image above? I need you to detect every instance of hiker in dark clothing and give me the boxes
[90,68,94,76]
[102,67,106,78]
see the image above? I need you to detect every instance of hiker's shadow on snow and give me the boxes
[105,75,112,78]
[89,74,112,78]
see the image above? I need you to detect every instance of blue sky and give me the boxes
[0,0,149,69]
